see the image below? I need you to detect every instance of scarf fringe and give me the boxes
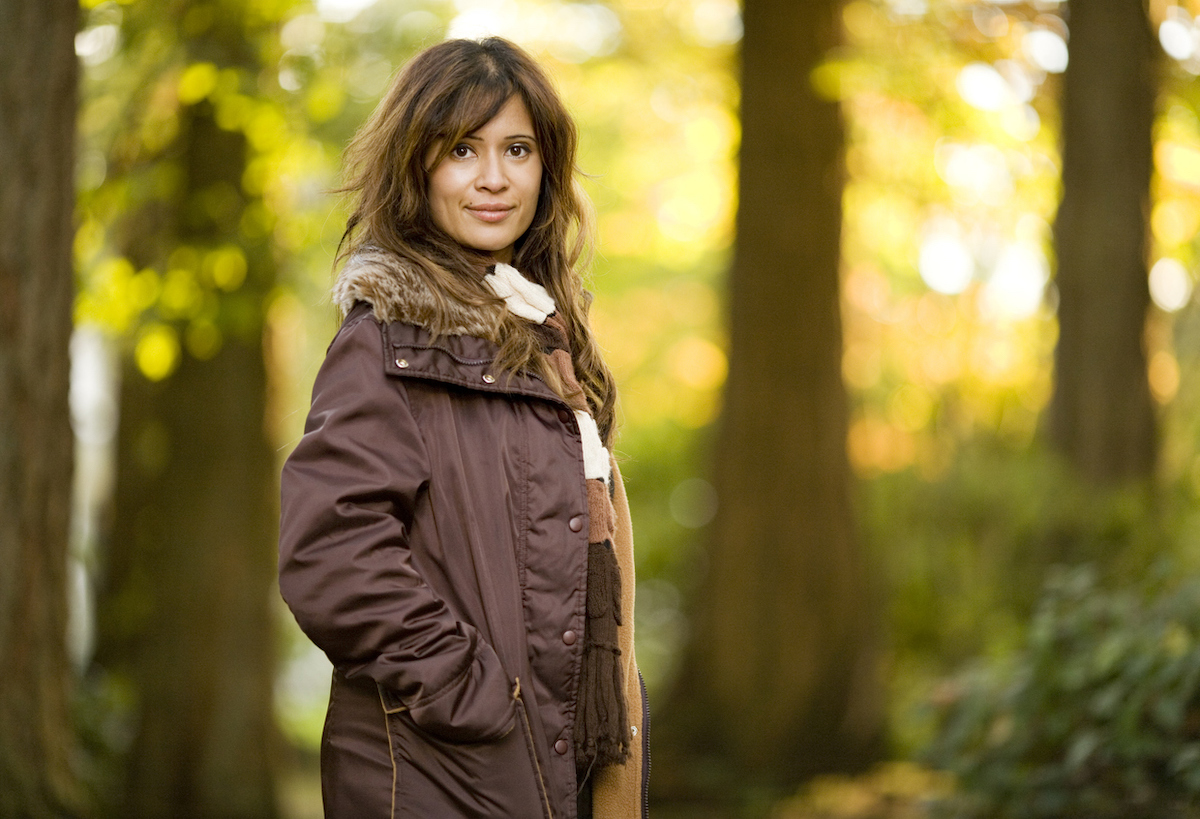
[574,539,630,770]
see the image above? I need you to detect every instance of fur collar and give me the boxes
[332,246,503,339]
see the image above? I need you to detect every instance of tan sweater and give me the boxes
[593,459,646,818]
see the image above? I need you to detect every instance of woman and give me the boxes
[278,37,647,819]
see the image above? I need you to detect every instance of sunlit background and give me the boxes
[61,0,1200,814]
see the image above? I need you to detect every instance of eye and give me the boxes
[507,143,533,158]
[450,144,473,159]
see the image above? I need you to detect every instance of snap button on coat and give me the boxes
[569,515,584,533]
[562,630,577,646]
[554,739,569,755]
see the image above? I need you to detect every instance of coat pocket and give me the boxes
[384,678,551,819]
[377,631,516,744]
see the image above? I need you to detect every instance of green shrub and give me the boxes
[925,566,1200,818]
[861,441,1184,756]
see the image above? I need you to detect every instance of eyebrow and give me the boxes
[462,133,538,142]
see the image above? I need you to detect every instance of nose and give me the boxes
[475,152,508,192]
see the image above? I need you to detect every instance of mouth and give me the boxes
[467,204,514,223]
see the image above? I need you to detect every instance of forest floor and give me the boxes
[652,763,949,819]
[278,756,948,819]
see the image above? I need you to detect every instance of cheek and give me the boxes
[427,172,460,225]
[527,166,545,206]
[522,172,544,231]
[428,171,449,203]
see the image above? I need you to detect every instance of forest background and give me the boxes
[5,0,1200,816]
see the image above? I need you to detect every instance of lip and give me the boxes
[467,204,514,223]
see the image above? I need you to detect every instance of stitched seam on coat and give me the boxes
[391,341,494,366]
[382,321,560,401]
[387,367,561,404]
[515,685,555,819]
[377,686,399,819]
[561,428,591,747]
[515,418,531,602]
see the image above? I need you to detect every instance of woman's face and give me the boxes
[426,96,543,265]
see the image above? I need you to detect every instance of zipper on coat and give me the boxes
[639,671,651,819]
[514,678,555,819]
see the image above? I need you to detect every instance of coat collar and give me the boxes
[332,246,503,340]
[381,318,560,404]
[333,253,562,404]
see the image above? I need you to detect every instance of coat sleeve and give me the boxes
[279,308,516,743]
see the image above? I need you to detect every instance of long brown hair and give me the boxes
[336,37,617,444]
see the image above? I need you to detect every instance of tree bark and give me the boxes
[1049,0,1157,484]
[0,0,84,815]
[105,339,278,818]
[92,14,281,814]
[655,0,883,798]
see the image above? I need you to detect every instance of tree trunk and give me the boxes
[105,340,278,818]
[93,43,280,817]
[655,0,883,799]
[1049,0,1157,484]
[0,0,84,815]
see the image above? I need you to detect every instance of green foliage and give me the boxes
[926,566,1200,819]
[858,436,1200,764]
[868,442,1166,658]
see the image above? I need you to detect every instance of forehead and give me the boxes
[465,96,535,138]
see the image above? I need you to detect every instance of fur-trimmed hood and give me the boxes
[331,246,502,340]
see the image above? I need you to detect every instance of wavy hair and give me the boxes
[336,37,616,444]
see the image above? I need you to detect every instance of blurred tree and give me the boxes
[0,0,85,815]
[1048,0,1158,484]
[656,0,883,799]
[80,1,292,815]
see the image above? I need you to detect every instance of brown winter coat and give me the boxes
[278,255,647,819]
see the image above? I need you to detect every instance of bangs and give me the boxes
[427,74,517,159]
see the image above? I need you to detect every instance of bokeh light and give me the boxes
[1150,258,1194,313]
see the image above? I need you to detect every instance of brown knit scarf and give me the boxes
[484,264,630,774]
